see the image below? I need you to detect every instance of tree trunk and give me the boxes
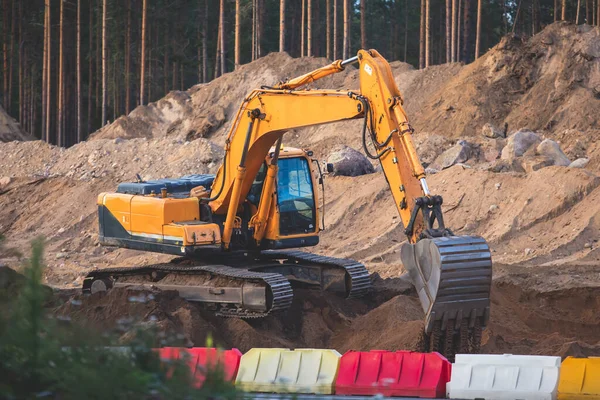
[475,0,482,58]
[562,0,566,20]
[343,0,349,58]
[77,0,82,142]
[452,0,457,62]
[235,0,240,68]
[251,0,256,60]
[257,0,263,58]
[3,0,9,109]
[42,0,49,141]
[425,0,430,67]
[220,0,226,72]
[301,0,305,56]
[140,0,147,105]
[202,0,207,81]
[214,18,221,78]
[404,0,408,61]
[326,0,331,58]
[554,0,559,21]
[102,0,107,126]
[576,0,581,23]
[88,0,93,134]
[360,0,366,49]
[456,0,461,61]
[164,24,169,94]
[333,0,338,59]
[307,0,312,56]
[46,0,52,141]
[8,0,15,114]
[420,0,425,68]
[280,0,285,52]
[58,0,64,146]
[125,0,131,113]
[446,0,451,62]
[18,0,22,125]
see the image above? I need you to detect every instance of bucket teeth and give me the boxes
[401,235,492,355]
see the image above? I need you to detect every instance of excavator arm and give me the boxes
[207,50,492,354]
[209,50,437,247]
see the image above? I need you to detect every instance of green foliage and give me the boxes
[0,237,238,399]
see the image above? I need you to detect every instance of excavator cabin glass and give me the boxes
[277,157,316,236]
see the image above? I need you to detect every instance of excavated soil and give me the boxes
[3,22,600,357]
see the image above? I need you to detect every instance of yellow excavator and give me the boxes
[84,50,492,356]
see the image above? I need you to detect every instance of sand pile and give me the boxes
[0,106,32,142]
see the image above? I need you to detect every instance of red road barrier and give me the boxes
[157,347,242,388]
[335,350,451,398]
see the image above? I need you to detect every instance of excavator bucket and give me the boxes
[401,235,492,355]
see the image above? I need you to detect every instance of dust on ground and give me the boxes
[2,22,600,357]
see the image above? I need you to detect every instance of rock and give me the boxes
[569,158,589,169]
[525,248,533,256]
[425,167,439,175]
[488,158,525,173]
[495,183,501,190]
[0,176,10,190]
[501,129,542,160]
[113,137,124,144]
[521,155,555,172]
[55,252,68,260]
[483,146,501,162]
[482,123,503,139]
[57,227,65,234]
[432,140,472,170]
[536,139,571,167]
[326,146,375,177]
[584,242,592,249]
[489,204,499,212]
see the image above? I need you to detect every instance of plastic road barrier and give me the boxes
[235,348,341,394]
[335,350,451,398]
[157,347,241,388]
[447,354,561,400]
[558,357,600,399]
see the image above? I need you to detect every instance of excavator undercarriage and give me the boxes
[83,249,370,318]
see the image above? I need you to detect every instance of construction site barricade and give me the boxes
[447,354,561,400]
[334,350,451,398]
[558,357,600,399]
[235,348,341,394]
[157,347,241,388]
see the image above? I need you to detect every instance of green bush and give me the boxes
[0,237,238,399]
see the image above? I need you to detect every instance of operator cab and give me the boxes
[246,147,325,250]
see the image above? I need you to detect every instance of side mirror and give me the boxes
[326,163,334,173]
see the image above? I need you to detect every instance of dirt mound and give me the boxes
[51,271,600,357]
[0,106,32,142]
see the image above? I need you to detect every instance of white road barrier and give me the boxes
[447,354,561,400]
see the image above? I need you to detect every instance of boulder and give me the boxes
[482,123,503,139]
[521,156,555,172]
[569,158,590,169]
[501,129,542,160]
[0,176,10,190]
[432,140,472,170]
[536,139,571,167]
[327,146,375,177]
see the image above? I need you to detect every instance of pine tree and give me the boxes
[77,0,82,142]
[235,0,240,68]
[475,0,482,59]
[361,0,366,49]
[140,0,147,105]
[279,0,285,52]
